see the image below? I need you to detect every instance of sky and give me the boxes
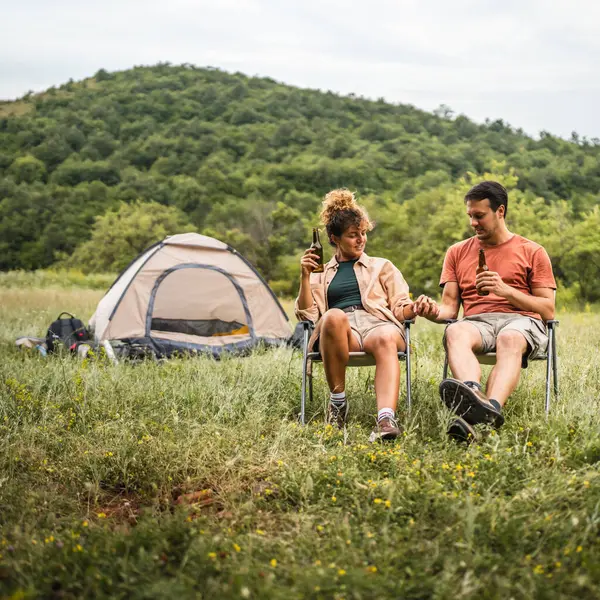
[2,0,600,139]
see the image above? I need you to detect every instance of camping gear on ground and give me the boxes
[46,312,91,353]
[89,232,291,358]
[15,336,48,355]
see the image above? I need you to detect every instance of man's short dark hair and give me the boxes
[464,181,508,217]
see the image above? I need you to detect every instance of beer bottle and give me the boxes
[311,228,324,273]
[476,249,489,296]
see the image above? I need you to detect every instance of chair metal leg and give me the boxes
[300,326,310,425]
[552,324,559,396]
[405,323,412,413]
[544,326,553,415]
[308,364,313,408]
[442,319,456,380]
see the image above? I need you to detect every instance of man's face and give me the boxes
[466,198,504,241]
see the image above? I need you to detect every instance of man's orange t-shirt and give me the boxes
[440,235,556,320]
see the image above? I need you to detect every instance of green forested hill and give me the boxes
[1,63,600,298]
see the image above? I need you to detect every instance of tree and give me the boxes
[8,155,46,183]
[561,207,600,301]
[64,201,196,273]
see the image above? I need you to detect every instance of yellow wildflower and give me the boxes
[270,558,277,567]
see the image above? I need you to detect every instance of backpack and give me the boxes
[46,312,90,353]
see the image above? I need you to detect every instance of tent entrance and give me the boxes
[150,318,248,337]
[146,264,254,340]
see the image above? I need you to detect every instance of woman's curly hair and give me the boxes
[320,189,373,246]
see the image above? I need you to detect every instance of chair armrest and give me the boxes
[401,319,415,329]
[300,320,314,330]
[546,320,559,328]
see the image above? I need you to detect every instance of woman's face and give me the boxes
[332,223,368,259]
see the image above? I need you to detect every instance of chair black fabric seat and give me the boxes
[307,351,408,367]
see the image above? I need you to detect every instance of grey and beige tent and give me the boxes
[89,233,291,357]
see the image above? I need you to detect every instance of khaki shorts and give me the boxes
[345,309,405,351]
[445,312,548,367]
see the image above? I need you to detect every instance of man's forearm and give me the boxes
[432,303,460,323]
[503,288,555,320]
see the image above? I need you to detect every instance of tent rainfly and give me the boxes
[89,233,291,357]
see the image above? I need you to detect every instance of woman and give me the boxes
[295,189,434,441]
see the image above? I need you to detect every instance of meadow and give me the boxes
[1,273,600,599]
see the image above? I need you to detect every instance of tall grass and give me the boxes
[1,278,600,598]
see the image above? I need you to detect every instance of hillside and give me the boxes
[1,63,600,298]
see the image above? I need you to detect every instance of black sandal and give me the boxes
[447,417,477,444]
[439,378,505,428]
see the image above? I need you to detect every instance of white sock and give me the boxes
[330,391,346,406]
[377,408,395,422]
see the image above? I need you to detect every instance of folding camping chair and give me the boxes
[442,319,559,414]
[299,320,414,425]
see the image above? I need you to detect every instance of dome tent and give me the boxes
[89,233,291,357]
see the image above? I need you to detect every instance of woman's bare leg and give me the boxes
[319,309,361,393]
[363,327,405,411]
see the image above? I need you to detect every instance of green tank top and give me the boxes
[327,259,362,310]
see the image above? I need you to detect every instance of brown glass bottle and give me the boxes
[311,228,324,273]
[476,249,489,296]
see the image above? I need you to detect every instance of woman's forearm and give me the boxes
[297,274,315,310]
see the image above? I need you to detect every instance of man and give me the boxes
[414,181,556,440]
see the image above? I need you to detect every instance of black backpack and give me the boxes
[46,312,90,353]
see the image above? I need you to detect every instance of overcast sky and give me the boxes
[2,0,600,139]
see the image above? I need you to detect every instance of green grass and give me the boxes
[1,277,600,599]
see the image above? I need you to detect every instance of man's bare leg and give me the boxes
[445,322,484,382]
[485,330,528,407]
[319,309,361,393]
[363,327,405,412]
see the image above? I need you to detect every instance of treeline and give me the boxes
[1,63,599,299]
